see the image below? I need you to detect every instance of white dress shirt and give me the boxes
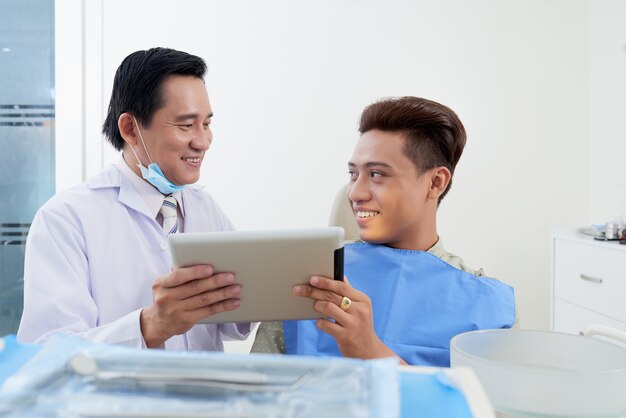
[18,158,250,350]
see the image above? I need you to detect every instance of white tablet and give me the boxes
[168,227,345,324]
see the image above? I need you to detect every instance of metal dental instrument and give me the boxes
[68,354,313,392]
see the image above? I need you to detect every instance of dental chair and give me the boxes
[328,184,359,241]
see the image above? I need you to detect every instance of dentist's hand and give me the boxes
[140,265,241,348]
[293,276,406,364]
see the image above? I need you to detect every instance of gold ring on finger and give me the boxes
[340,296,352,311]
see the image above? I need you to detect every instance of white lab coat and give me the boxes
[17,164,250,350]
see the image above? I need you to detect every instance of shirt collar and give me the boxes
[426,237,446,257]
[116,155,185,219]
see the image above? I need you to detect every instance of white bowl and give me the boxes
[450,329,626,418]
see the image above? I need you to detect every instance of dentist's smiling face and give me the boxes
[132,74,213,186]
[348,129,434,250]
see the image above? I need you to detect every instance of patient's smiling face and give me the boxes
[347,129,436,250]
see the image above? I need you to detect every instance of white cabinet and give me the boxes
[552,229,626,335]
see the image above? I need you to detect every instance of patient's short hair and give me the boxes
[359,96,466,202]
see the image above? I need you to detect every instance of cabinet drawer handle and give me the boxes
[579,274,603,284]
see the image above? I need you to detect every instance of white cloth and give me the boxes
[17,160,251,351]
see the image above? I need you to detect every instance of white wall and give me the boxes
[56,0,594,331]
[589,0,626,224]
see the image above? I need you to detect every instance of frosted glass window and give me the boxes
[0,0,55,336]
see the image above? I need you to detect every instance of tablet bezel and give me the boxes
[168,227,345,324]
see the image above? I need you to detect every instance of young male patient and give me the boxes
[251,96,515,366]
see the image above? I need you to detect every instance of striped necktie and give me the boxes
[159,195,178,235]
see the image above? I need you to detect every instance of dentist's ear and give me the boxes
[118,112,139,146]
[427,166,452,200]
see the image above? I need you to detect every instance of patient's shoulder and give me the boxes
[428,239,485,277]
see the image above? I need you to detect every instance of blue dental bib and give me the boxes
[284,242,515,367]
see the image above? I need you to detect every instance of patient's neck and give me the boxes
[383,224,438,252]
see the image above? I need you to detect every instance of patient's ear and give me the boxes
[427,166,451,200]
[118,112,139,146]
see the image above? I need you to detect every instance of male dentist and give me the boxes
[18,48,250,350]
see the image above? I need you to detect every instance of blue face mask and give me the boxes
[137,163,187,195]
[129,116,188,195]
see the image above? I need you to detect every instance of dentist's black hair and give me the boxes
[359,96,466,203]
[102,47,207,151]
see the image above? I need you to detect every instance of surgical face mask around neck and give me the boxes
[129,116,188,195]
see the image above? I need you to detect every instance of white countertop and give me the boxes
[552,227,626,253]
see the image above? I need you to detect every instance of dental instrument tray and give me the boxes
[0,334,398,418]
[168,227,345,324]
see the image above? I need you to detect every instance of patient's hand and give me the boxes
[293,276,405,364]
